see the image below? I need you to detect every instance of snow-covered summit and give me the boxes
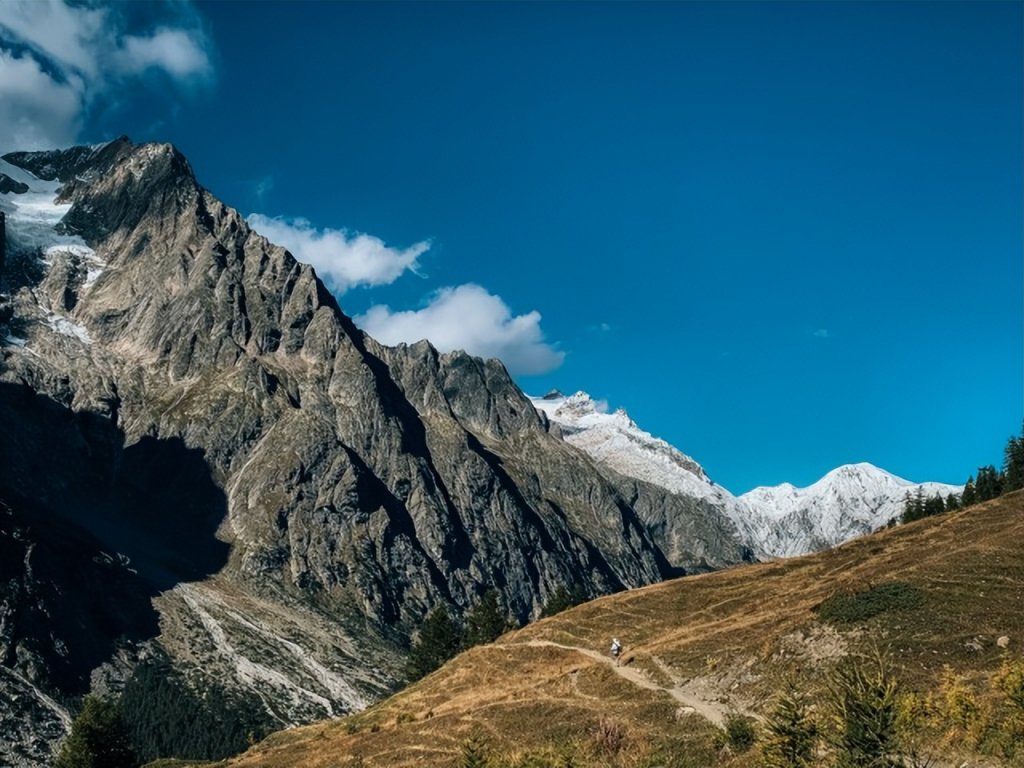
[529,390,721,502]
[530,392,963,559]
[738,463,962,557]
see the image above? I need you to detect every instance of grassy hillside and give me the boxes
[182,492,1024,768]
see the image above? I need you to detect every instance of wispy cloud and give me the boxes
[253,176,274,203]
[0,49,82,149]
[246,214,429,294]
[356,284,564,376]
[813,328,830,339]
[113,27,213,79]
[0,0,213,150]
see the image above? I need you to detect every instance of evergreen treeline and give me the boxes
[406,585,594,683]
[901,424,1024,524]
[406,590,512,682]
[55,695,135,768]
[119,654,275,763]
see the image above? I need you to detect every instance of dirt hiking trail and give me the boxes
[518,639,755,727]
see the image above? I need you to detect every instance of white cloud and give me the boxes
[115,28,212,79]
[253,175,274,202]
[356,284,564,376]
[813,328,830,339]
[0,0,212,150]
[247,214,428,294]
[0,49,82,149]
[0,0,110,79]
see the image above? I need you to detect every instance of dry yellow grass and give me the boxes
[187,491,1024,768]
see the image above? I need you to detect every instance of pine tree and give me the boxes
[406,606,462,682]
[763,680,818,768]
[1003,429,1024,493]
[975,465,1002,502]
[944,493,961,512]
[900,492,915,524]
[56,695,136,768]
[961,476,977,507]
[463,590,507,649]
[459,731,491,768]
[541,583,589,617]
[829,652,900,768]
[923,494,945,518]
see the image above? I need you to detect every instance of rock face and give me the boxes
[0,139,747,765]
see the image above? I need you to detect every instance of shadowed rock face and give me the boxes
[0,138,746,764]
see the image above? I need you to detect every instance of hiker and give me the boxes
[610,638,622,665]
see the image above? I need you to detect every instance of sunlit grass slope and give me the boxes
[187,492,1024,768]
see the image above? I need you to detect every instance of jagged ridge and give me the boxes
[0,139,748,765]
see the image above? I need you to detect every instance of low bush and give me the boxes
[720,713,757,753]
[817,581,923,625]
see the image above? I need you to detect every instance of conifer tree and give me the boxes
[763,680,818,768]
[944,493,961,512]
[459,731,491,768]
[406,606,462,682]
[922,494,945,518]
[1003,429,1024,493]
[56,695,136,768]
[975,465,1002,502]
[541,584,588,617]
[463,590,507,649]
[961,476,977,507]
[829,652,900,768]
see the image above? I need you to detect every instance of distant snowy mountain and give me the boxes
[530,391,963,559]
[532,390,719,501]
[738,463,963,557]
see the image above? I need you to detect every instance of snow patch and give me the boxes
[43,309,91,344]
[0,158,88,257]
[43,243,106,288]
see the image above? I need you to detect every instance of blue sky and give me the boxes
[1,1,1020,493]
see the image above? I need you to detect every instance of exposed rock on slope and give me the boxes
[0,139,746,765]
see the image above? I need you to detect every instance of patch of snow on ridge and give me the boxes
[43,243,106,289]
[43,309,91,344]
[530,391,724,503]
[0,158,88,256]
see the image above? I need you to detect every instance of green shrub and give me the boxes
[817,582,922,625]
[721,712,757,753]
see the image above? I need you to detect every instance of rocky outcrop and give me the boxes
[0,139,747,764]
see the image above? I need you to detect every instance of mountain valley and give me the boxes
[0,139,987,767]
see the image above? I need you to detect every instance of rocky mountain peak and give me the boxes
[0,137,750,765]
